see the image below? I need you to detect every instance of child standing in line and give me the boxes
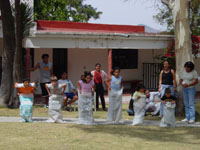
[107,67,123,124]
[77,71,95,125]
[132,84,146,126]
[160,88,176,127]
[45,76,66,123]
[15,79,35,122]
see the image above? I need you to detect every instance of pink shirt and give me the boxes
[79,80,94,93]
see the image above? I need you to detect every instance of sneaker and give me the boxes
[188,120,195,124]
[181,118,189,122]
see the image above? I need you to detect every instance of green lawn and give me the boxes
[0,123,200,150]
[1,102,200,121]
[0,103,200,150]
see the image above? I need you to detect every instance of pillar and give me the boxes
[108,49,112,77]
[26,48,31,79]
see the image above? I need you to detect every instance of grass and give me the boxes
[0,103,200,150]
[0,123,200,150]
[0,104,163,120]
[1,103,200,121]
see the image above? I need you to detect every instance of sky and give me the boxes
[85,0,167,31]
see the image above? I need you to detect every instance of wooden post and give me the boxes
[107,49,112,93]
[26,48,31,79]
[108,49,112,77]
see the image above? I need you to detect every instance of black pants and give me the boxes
[40,82,50,105]
[40,82,50,96]
[95,83,105,109]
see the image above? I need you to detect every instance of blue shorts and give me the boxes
[64,92,76,99]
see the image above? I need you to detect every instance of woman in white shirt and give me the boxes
[180,61,199,124]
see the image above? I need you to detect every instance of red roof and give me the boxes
[37,20,145,34]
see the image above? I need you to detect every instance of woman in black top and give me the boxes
[159,61,177,117]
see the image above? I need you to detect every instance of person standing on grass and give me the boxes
[106,67,123,124]
[91,63,108,111]
[45,76,66,123]
[180,61,199,124]
[159,60,177,117]
[77,71,96,125]
[15,79,35,123]
[30,54,53,107]
[58,72,78,111]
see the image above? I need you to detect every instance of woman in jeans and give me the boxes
[159,61,177,117]
[180,61,198,124]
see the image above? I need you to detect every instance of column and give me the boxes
[26,48,31,79]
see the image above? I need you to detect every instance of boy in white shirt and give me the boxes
[58,72,78,109]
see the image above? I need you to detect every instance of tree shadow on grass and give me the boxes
[71,124,200,145]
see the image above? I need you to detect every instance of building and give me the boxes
[0,0,200,93]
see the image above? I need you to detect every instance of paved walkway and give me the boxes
[0,117,200,127]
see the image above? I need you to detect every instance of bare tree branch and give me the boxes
[161,0,170,6]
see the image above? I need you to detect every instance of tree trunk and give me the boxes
[0,0,16,106]
[161,0,193,115]
[9,0,23,107]
[171,0,193,115]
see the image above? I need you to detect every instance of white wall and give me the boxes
[120,49,162,81]
[68,48,108,87]
[31,48,163,93]
[68,48,163,89]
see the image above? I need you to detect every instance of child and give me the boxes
[77,71,95,125]
[160,88,176,127]
[58,72,78,110]
[145,90,161,116]
[107,67,123,124]
[15,79,35,122]
[45,76,66,123]
[132,84,146,126]
[127,93,134,116]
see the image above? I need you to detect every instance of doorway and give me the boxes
[53,48,67,79]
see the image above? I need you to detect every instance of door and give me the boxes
[143,63,161,90]
[53,48,67,79]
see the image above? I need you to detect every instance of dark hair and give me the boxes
[184,61,194,71]
[82,71,93,82]
[162,60,171,70]
[111,67,120,75]
[60,71,67,79]
[95,63,101,67]
[80,74,85,80]
[42,54,49,59]
[165,88,171,94]
[135,84,145,91]
[164,60,170,65]
[23,78,30,83]
[61,71,67,76]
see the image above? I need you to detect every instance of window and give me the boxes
[112,49,138,69]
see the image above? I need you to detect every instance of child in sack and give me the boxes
[45,76,66,123]
[107,67,123,124]
[132,84,146,126]
[15,79,35,122]
[160,88,176,127]
[77,71,96,125]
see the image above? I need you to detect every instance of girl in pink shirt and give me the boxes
[77,71,96,125]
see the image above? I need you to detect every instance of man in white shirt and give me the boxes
[58,72,78,109]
